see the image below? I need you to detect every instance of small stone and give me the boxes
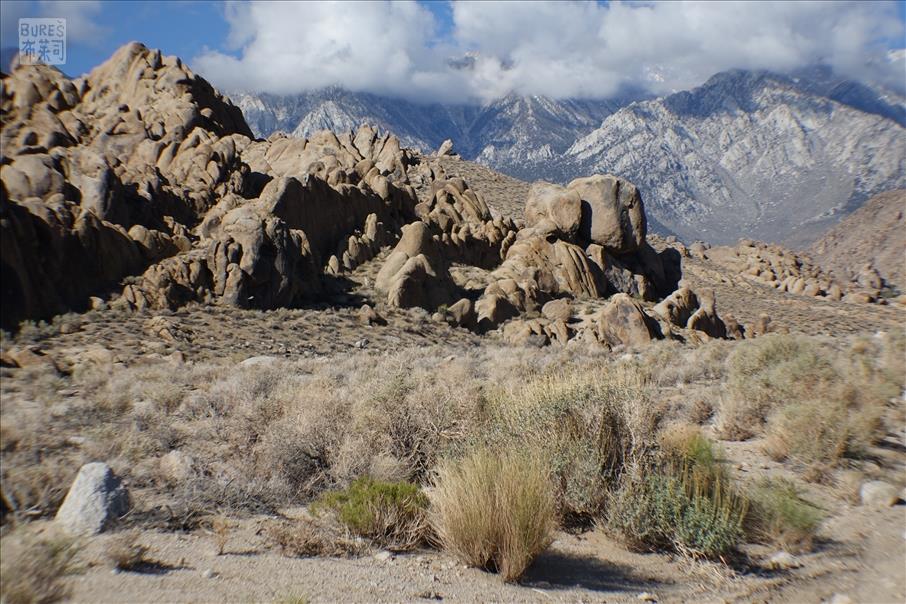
[828,594,853,604]
[239,355,278,368]
[202,569,217,579]
[860,480,900,507]
[767,551,801,570]
[637,592,658,602]
[373,550,393,562]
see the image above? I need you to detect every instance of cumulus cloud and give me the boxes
[193,0,905,102]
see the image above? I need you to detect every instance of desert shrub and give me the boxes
[0,530,79,604]
[105,530,151,571]
[719,335,836,440]
[607,432,746,560]
[313,478,428,551]
[429,447,555,582]
[265,517,365,558]
[481,365,657,525]
[763,400,851,466]
[745,478,822,552]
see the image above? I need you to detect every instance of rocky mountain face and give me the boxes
[808,190,906,292]
[233,68,904,246]
[233,89,629,181]
[564,70,906,245]
[4,42,749,349]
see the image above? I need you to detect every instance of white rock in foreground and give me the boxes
[55,462,129,535]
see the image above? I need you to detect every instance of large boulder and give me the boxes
[653,287,699,327]
[567,174,646,254]
[524,182,582,241]
[375,221,457,310]
[55,462,129,536]
[596,293,660,348]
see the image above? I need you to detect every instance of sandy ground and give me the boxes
[57,496,904,604]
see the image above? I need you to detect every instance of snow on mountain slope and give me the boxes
[564,70,906,244]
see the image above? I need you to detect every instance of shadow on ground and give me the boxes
[522,550,659,593]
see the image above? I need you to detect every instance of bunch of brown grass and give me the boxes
[265,517,365,558]
[481,364,658,525]
[429,447,555,582]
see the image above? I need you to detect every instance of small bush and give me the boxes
[0,530,78,604]
[746,478,822,553]
[313,478,428,551]
[719,335,835,439]
[106,530,151,571]
[429,447,555,582]
[607,433,746,560]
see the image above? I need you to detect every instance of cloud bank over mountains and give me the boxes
[194,0,905,102]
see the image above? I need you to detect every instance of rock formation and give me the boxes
[2,42,733,350]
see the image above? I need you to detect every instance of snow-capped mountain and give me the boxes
[563,69,906,244]
[231,88,637,179]
[230,67,905,245]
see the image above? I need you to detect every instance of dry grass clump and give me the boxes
[265,517,366,558]
[482,364,658,525]
[312,478,429,551]
[429,447,556,582]
[718,335,835,440]
[105,530,151,571]
[745,478,822,553]
[643,339,732,387]
[0,529,79,604]
[718,332,902,446]
[759,333,902,468]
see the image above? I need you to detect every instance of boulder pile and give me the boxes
[2,42,733,349]
[730,240,887,304]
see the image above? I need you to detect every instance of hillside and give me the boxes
[808,190,906,291]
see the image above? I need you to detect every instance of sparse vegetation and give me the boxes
[106,530,151,571]
[312,478,429,550]
[429,447,555,582]
[0,530,79,604]
[745,478,823,553]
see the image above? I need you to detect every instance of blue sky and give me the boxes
[2,1,904,101]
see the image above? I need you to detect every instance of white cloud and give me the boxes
[193,0,905,102]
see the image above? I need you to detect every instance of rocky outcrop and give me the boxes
[1,43,423,325]
[727,240,884,304]
[374,221,458,309]
[2,42,729,352]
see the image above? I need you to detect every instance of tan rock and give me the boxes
[596,293,660,348]
[567,174,646,253]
